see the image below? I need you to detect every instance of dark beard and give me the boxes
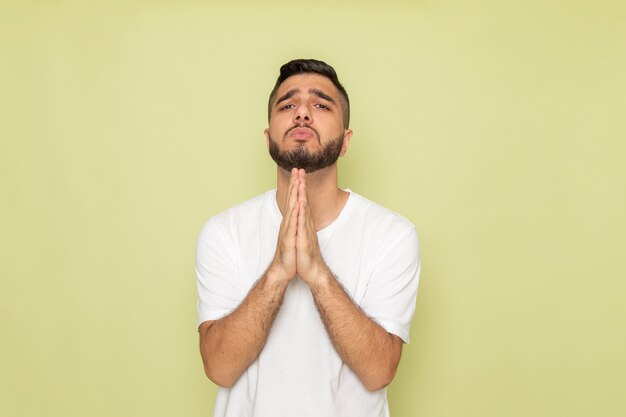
[268,136,344,173]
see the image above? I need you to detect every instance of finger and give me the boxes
[285,196,299,242]
[298,176,306,205]
[299,169,306,193]
[287,169,300,216]
[297,200,306,245]
[284,168,298,213]
[295,180,310,234]
[281,170,299,232]
[304,201,317,241]
[299,180,316,234]
[278,187,299,258]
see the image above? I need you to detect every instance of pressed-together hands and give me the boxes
[270,168,330,287]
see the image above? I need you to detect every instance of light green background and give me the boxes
[1,1,625,416]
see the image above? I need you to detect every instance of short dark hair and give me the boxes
[268,59,350,128]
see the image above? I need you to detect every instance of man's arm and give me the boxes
[199,270,289,387]
[310,273,403,391]
[198,169,301,387]
[295,175,404,392]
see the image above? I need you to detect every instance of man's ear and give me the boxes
[264,128,270,149]
[340,129,353,157]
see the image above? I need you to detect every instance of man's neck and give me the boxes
[276,165,349,231]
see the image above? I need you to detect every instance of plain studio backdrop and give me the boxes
[1,1,625,416]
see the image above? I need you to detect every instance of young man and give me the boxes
[196,59,420,417]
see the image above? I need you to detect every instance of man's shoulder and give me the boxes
[346,191,420,269]
[200,190,277,237]
[348,190,416,233]
[211,190,275,222]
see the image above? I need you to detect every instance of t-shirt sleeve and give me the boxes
[196,218,241,327]
[360,225,420,343]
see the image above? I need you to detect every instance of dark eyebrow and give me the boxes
[309,88,335,104]
[274,88,336,107]
[275,89,299,107]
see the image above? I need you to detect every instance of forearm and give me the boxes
[199,269,289,387]
[310,271,402,391]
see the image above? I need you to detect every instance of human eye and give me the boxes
[315,103,330,110]
[279,103,295,111]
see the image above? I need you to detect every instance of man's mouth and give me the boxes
[288,127,317,140]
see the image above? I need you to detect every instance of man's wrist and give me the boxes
[308,265,335,293]
[265,264,293,288]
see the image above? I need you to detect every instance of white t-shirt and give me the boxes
[196,189,420,417]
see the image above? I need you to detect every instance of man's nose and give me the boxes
[294,104,312,125]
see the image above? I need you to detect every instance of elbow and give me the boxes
[361,366,398,392]
[200,346,238,388]
[361,333,403,391]
[199,321,239,388]
[203,362,238,388]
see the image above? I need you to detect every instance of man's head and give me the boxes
[265,59,353,173]
[268,59,350,129]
